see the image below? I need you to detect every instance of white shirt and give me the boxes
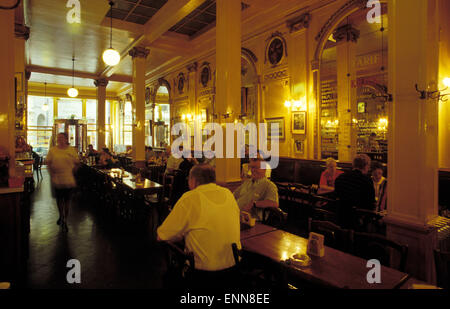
[157,183,241,271]
[46,146,79,188]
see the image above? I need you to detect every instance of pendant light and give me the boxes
[42,82,49,111]
[67,57,79,98]
[102,1,120,66]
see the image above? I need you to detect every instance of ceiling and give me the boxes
[107,0,169,25]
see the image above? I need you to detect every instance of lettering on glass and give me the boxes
[66,0,81,24]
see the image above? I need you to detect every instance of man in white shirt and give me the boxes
[157,164,241,287]
[164,145,183,174]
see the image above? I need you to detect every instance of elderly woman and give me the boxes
[318,157,343,195]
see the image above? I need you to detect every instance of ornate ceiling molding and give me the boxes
[286,12,311,33]
[15,23,30,40]
[187,62,198,73]
[128,46,150,59]
[333,24,360,43]
[94,78,109,87]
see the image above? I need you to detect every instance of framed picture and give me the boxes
[358,102,366,113]
[293,140,304,154]
[292,111,306,134]
[265,117,285,139]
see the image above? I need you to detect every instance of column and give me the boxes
[215,0,241,184]
[129,47,149,168]
[438,0,450,168]
[0,9,16,177]
[334,24,359,163]
[385,0,439,283]
[14,24,29,139]
[94,78,108,150]
[187,62,198,152]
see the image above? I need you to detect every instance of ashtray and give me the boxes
[288,253,311,268]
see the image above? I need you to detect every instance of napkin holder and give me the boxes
[240,211,255,227]
[307,232,325,257]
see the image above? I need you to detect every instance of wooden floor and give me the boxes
[26,168,167,289]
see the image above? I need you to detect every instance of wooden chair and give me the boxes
[352,231,408,272]
[162,241,195,288]
[33,155,43,181]
[353,208,385,234]
[262,207,288,230]
[308,218,353,253]
[434,249,450,289]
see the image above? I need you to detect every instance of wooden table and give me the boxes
[241,229,410,289]
[97,168,163,196]
[240,223,277,240]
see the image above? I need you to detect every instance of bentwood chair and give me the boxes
[308,218,353,253]
[352,231,408,272]
[262,207,288,230]
[434,249,450,289]
[162,241,195,288]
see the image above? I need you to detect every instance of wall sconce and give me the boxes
[284,100,292,108]
[285,98,307,111]
[186,114,192,121]
[181,114,186,121]
[415,82,449,102]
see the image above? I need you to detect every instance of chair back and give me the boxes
[434,249,450,289]
[262,207,288,229]
[308,219,353,253]
[162,241,195,288]
[352,231,408,272]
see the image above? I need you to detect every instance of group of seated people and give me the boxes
[156,156,278,287]
[318,155,387,213]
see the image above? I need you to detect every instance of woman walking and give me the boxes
[46,133,79,232]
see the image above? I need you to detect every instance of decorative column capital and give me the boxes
[286,12,311,33]
[94,78,109,87]
[15,23,30,40]
[25,69,31,81]
[333,24,360,43]
[187,62,198,73]
[128,46,150,59]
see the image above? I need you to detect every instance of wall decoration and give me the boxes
[358,102,366,113]
[293,140,304,154]
[200,62,211,88]
[177,73,185,94]
[265,32,287,66]
[292,111,306,134]
[265,117,285,139]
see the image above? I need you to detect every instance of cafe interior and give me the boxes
[1,0,450,290]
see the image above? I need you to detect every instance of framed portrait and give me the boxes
[358,102,366,113]
[292,111,306,134]
[265,117,285,139]
[293,140,304,154]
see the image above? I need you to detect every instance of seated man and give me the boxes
[145,146,156,163]
[334,154,376,227]
[157,164,241,287]
[371,161,387,212]
[86,144,98,157]
[234,157,279,221]
[165,145,184,174]
[98,148,118,168]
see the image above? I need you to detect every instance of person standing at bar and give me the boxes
[46,133,79,232]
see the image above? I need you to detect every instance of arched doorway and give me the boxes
[315,1,389,163]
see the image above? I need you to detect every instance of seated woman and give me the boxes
[15,136,31,153]
[371,161,387,212]
[98,148,119,168]
[318,157,343,195]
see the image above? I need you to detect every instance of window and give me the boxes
[124,101,133,146]
[58,98,82,119]
[27,96,54,155]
